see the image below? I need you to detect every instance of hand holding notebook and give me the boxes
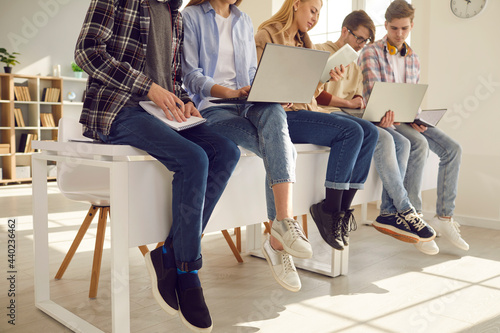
[139,101,206,131]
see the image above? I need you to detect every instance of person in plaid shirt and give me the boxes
[358,0,468,255]
[75,0,241,331]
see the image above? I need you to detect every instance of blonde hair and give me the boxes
[185,0,243,7]
[258,0,322,34]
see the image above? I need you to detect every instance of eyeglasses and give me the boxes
[347,29,372,44]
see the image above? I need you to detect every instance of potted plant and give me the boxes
[71,61,84,78]
[0,48,20,73]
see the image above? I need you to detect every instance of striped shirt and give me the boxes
[358,35,420,102]
[75,0,191,139]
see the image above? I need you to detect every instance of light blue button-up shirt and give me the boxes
[181,2,257,108]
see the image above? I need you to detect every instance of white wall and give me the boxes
[0,0,89,77]
[412,0,500,227]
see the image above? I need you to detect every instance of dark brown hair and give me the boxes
[385,0,415,22]
[342,10,375,43]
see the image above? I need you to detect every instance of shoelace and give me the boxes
[281,253,295,274]
[395,216,412,231]
[285,219,307,240]
[403,213,427,231]
[447,219,463,239]
[343,213,358,233]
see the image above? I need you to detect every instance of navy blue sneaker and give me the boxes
[145,246,178,315]
[341,209,357,246]
[372,213,419,243]
[397,208,436,242]
[177,272,213,332]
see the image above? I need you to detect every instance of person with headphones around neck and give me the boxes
[75,0,241,331]
[358,0,468,255]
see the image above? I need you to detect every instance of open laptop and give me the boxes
[210,43,329,104]
[413,108,447,127]
[341,82,428,123]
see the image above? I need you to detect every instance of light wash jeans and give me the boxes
[200,103,297,187]
[374,127,413,215]
[266,110,378,220]
[97,106,240,271]
[395,124,462,216]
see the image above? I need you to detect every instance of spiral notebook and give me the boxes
[139,101,206,131]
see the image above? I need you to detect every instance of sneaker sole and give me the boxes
[262,246,301,292]
[270,229,313,259]
[372,222,420,243]
[178,308,213,333]
[144,251,178,316]
[309,206,344,251]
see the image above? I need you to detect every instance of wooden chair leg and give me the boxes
[138,245,149,256]
[221,230,243,263]
[263,221,272,234]
[89,207,108,298]
[235,227,241,252]
[55,205,98,280]
[301,214,308,238]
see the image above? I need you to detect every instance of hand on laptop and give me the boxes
[329,64,347,82]
[347,96,365,109]
[231,86,250,98]
[410,122,428,132]
[378,110,400,128]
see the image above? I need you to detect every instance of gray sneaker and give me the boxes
[271,217,313,259]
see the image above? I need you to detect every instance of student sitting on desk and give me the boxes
[315,10,437,251]
[181,0,312,293]
[358,0,468,254]
[75,0,240,331]
[254,0,378,254]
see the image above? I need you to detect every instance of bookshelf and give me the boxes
[0,73,64,184]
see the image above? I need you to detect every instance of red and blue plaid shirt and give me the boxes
[358,35,420,103]
[75,0,191,139]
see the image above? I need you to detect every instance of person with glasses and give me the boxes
[358,0,467,255]
[255,0,379,253]
[314,9,436,250]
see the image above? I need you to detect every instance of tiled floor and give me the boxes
[1,183,499,332]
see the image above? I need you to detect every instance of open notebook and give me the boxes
[139,101,206,131]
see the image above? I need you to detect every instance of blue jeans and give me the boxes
[395,124,462,216]
[200,103,296,186]
[374,127,412,214]
[266,110,378,220]
[97,106,240,271]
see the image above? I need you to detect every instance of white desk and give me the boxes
[32,140,172,333]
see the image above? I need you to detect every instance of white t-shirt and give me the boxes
[198,12,237,111]
[387,51,406,83]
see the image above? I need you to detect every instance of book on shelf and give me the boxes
[18,133,38,153]
[14,86,31,101]
[13,108,26,127]
[40,113,56,127]
[42,87,61,102]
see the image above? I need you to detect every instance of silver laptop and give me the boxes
[414,108,447,128]
[342,82,428,123]
[210,43,329,104]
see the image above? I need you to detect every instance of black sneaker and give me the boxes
[341,209,357,246]
[310,201,344,251]
[372,214,420,243]
[177,273,213,332]
[145,246,178,315]
[397,208,436,242]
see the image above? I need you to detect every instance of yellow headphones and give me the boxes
[387,40,408,56]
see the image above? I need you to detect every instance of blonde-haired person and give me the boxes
[182,0,314,294]
[255,0,378,251]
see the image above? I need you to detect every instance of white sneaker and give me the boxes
[414,240,440,255]
[428,216,469,251]
[271,217,313,259]
[262,238,301,292]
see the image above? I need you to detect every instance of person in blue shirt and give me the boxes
[182,0,312,294]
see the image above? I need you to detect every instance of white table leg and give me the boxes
[110,161,131,333]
